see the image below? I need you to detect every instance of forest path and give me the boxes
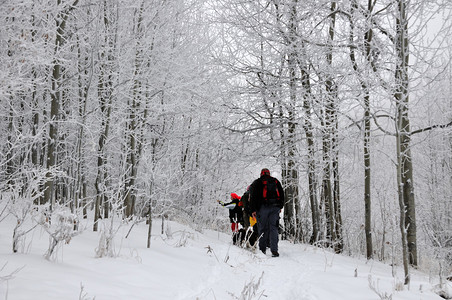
[178,227,440,300]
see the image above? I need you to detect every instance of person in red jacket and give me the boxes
[218,193,244,233]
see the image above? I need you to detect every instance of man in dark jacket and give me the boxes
[250,168,284,257]
[241,187,251,228]
[240,186,259,248]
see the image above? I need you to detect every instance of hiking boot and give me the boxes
[271,251,279,257]
[260,248,266,255]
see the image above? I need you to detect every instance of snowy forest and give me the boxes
[1,0,452,294]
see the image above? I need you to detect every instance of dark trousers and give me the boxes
[256,205,280,252]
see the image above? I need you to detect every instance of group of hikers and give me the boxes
[218,168,284,258]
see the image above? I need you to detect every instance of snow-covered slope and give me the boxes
[0,216,444,299]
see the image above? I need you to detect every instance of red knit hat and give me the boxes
[230,193,241,200]
[260,168,270,177]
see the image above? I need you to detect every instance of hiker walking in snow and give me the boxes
[241,186,259,248]
[249,168,284,257]
[241,186,253,229]
[218,193,244,233]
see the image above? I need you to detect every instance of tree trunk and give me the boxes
[322,0,343,253]
[44,0,79,208]
[361,24,373,259]
[396,135,410,285]
[297,43,320,244]
[282,0,301,241]
[147,182,153,248]
[74,32,90,215]
[44,3,63,208]
[321,131,335,247]
[395,0,417,268]
[124,1,146,218]
[6,98,14,186]
[301,71,320,244]
[94,0,115,231]
[332,112,343,253]
[349,0,373,259]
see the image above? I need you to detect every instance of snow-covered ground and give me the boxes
[0,215,446,300]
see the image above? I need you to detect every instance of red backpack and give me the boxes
[262,177,280,202]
